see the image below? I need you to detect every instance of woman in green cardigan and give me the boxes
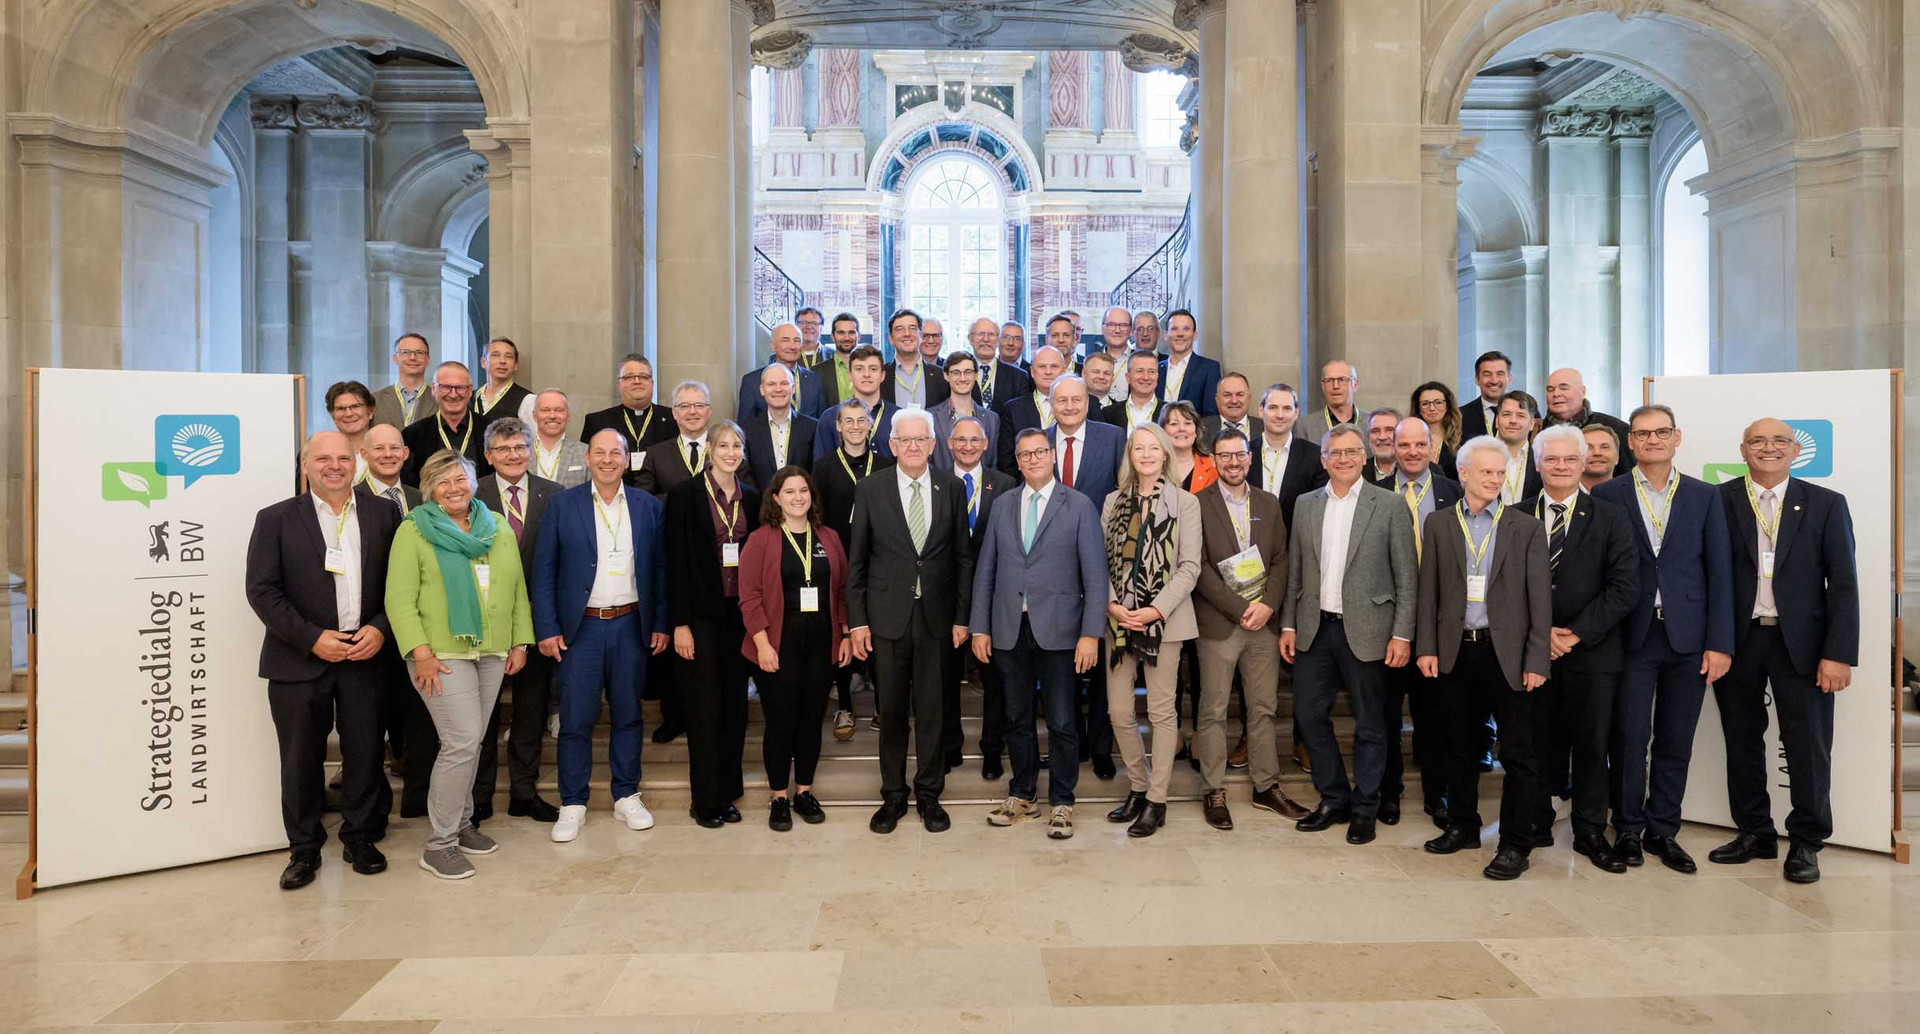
[387,449,534,880]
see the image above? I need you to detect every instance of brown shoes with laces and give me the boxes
[1202,788,1234,830]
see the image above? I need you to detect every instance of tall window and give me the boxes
[906,157,1004,324]
[1660,139,1709,375]
[1138,70,1185,148]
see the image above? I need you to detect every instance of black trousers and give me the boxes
[873,604,949,801]
[478,652,553,804]
[762,608,834,790]
[683,611,750,813]
[1715,621,1835,850]
[1293,617,1390,816]
[647,648,684,728]
[1076,639,1116,762]
[1381,661,1447,811]
[400,683,493,816]
[1531,667,1616,838]
[269,659,387,853]
[943,640,1007,762]
[1612,622,1706,838]
[1441,637,1543,848]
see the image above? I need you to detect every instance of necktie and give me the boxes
[507,484,524,541]
[1023,491,1040,552]
[963,472,977,533]
[1548,502,1567,570]
[1404,484,1423,560]
[1062,435,1076,490]
[907,480,927,598]
[385,485,404,511]
[685,440,701,474]
[980,366,994,408]
[1756,489,1777,613]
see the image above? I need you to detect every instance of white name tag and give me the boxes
[324,546,348,574]
[628,453,645,471]
[800,586,821,612]
[1466,574,1487,603]
[1761,550,1775,579]
[605,550,627,578]
[473,562,490,593]
[722,542,741,567]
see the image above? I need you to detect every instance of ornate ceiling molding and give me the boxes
[750,29,814,69]
[295,94,375,130]
[1172,0,1222,32]
[1119,33,1192,75]
[250,98,296,130]
[745,0,777,25]
[1556,67,1668,110]
[1538,107,1654,138]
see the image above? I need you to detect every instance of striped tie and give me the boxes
[907,480,927,598]
[1549,502,1567,570]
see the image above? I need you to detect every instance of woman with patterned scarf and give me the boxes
[1101,423,1204,838]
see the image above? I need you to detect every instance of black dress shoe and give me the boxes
[1378,797,1401,826]
[1127,801,1167,838]
[1346,815,1378,845]
[1423,826,1482,855]
[508,796,561,823]
[1528,829,1555,849]
[1483,846,1531,881]
[1091,754,1117,780]
[1107,790,1147,823]
[980,756,1004,781]
[1642,834,1697,874]
[1295,801,1351,832]
[1573,833,1628,874]
[768,797,793,832]
[722,805,742,824]
[341,840,387,875]
[651,721,683,744]
[1784,842,1821,884]
[945,752,964,772]
[1425,799,1450,831]
[689,807,726,829]
[1615,831,1645,867]
[279,850,320,890]
[399,802,428,819]
[793,790,826,824]
[1708,832,1779,865]
[869,797,907,834]
[917,798,951,833]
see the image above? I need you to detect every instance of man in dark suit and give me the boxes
[999,320,1029,371]
[848,407,975,834]
[632,378,712,743]
[1458,350,1513,442]
[1380,417,1463,825]
[1101,350,1168,431]
[941,414,1016,777]
[1519,425,1639,873]
[744,363,818,491]
[1154,310,1221,418]
[1252,382,1328,528]
[1543,368,1633,477]
[401,360,488,485]
[815,398,894,738]
[737,322,828,422]
[1197,371,1256,452]
[999,346,1070,461]
[1415,435,1553,880]
[579,354,677,487]
[354,424,419,782]
[245,431,401,890]
[1592,404,1735,873]
[1708,417,1858,884]
[1494,391,1544,505]
[531,430,670,845]
[882,309,950,410]
[967,316,1030,412]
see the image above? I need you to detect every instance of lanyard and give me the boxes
[398,384,423,425]
[1129,401,1155,428]
[1400,476,1432,515]
[705,474,741,541]
[536,441,561,480]
[1035,391,1053,427]
[622,406,655,446]
[594,488,626,541]
[323,496,354,547]
[1263,442,1284,492]
[961,470,982,521]
[1164,359,1186,402]
[1503,444,1528,499]
[1456,501,1501,574]
[980,362,994,396]
[838,448,873,482]
[1222,486,1250,548]
[1746,478,1781,545]
[681,438,706,475]
[1534,495,1574,536]
[1633,470,1675,543]
[783,525,815,585]
[866,401,885,442]
[478,382,513,415]
[437,416,471,456]
[896,360,923,399]
[500,481,527,526]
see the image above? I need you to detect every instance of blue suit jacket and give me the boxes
[531,483,668,647]
[1156,353,1222,417]
[737,363,827,422]
[1046,421,1124,509]
[969,482,1108,650]
[1592,471,1734,656]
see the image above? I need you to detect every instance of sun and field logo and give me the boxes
[101,415,243,506]
[1698,419,1833,485]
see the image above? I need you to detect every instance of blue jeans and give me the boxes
[1611,621,1706,838]
[997,617,1081,806]
[556,612,645,806]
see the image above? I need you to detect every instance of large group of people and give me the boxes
[247,314,1859,892]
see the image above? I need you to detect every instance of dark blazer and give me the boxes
[529,483,667,647]
[1415,503,1553,691]
[814,447,892,545]
[1197,414,1257,456]
[1156,352,1222,417]
[847,468,975,641]
[635,436,706,498]
[882,359,950,410]
[1517,492,1639,674]
[1100,396,1165,431]
[245,492,402,683]
[1459,397,1500,442]
[400,412,489,486]
[1046,421,1125,508]
[1546,406,1633,476]
[956,465,1016,553]
[743,413,818,491]
[977,360,1031,413]
[1193,482,1289,640]
[476,473,558,575]
[1386,471,1465,537]
[580,403,676,452]
[1718,477,1859,673]
[1250,433,1329,529]
[737,363,828,422]
[1365,463,1399,489]
[663,474,762,625]
[812,400,897,463]
[737,524,849,662]
[998,393,1048,471]
[1592,471,1735,656]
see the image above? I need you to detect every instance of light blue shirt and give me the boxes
[1458,500,1499,631]
[1633,468,1674,606]
[1395,468,1439,525]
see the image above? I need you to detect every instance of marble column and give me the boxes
[731,0,756,397]
[1421,129,1475,399]
[1541,115,1612,394]
[1182,0,1226,354]
[251,102,294,375]
[296,99,374,430]
[466,123,531,364]
[1613,125,1652,414]
[1219,0,1299,392]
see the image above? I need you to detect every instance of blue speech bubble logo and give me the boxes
[1784,419,1833,479]
[153,414,242,488]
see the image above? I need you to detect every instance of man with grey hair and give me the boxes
[1131,310,1161,354]
[401,360,487,486]
[999,320,1029,370]
[1299,359,1361,442]
[919,316,947,367]
[970,316,1030,411]
[1364,407,1403,487]
[530,390,589,488]
[636,380,714,499]
[739,322,827,422]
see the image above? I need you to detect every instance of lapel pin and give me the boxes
[1793,505,1801,511]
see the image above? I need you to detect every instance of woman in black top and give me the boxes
[664,420,761,828]
[809,399,894,740]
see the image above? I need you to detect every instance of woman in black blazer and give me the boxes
[665,420,762,828]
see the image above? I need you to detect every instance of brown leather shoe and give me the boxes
[1291,747,1313,774]
[1202,788,1234,830]
[1227,734,1249,769]
[1249,783,1310,820]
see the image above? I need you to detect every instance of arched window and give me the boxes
[905,157,1005,323]
[1137,70,1185,149]
[1660,138,1709,375]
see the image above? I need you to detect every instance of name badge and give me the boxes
[722,542,741,568]
[628,453,646,471]
[800,586,821,613]
[1466,574,1487,603]
[473,562,490,593]
[324,546,348,574]
[605,550,628,578]
[1761,550,1775,579]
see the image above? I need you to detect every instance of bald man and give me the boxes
[969,316,1031,411]
[738,322,828,422]
[1542,368,1631,476]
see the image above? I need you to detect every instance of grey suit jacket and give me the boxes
[533,438,589,488]
[1414,504,1552,691]
[968,482,1109,650]
[371,382,432,431]
[1099,484,1205,643]
[1280,480,1418,661]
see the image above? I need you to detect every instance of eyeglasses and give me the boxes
[893,435,933,446]
[1744,436,1794,450]
[673,401,712,411]
[1102,321,1131,330]
[1015,448,1054,462]
[1213,450,1251,462]
[436,383,472,394]
[395,349,429,359]
[1418,398,1448,409]
[331,402,368,414]
[1628,427,1677,442]
[618,373,652,383]
[489,444,531,456]
[950,436,986,446]
[1324,448,1366,461]
[1321,376,1356,386]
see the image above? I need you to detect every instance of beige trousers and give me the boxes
[1106,641,1184,804]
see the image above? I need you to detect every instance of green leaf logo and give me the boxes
[102,461,169,507]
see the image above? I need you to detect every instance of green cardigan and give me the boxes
[386,519,535,659]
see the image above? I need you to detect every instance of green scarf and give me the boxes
[409,500,499,646]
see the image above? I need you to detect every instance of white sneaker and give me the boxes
[551,804,586,843]
[613,793,655,831]
[547,713,560,738]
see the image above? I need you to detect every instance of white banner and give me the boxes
[1650,370,1896,853]
[35,369,299,887]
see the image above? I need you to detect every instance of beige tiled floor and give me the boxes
[0,795,1916,1032]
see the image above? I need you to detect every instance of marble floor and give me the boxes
[2,791,1917,1033]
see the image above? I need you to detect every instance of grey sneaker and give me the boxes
[987,796,1038,826]
[456,825,499,855]
[418,846,475,880]
[833,709,856,742]
[1047,805,1075,839]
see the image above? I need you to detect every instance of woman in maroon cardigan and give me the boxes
[738,466,850,831]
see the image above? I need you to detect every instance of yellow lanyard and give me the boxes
[1262,443,1283,492]
[323,496,354,547]
[1633,469,1675,543]
[680,438,706,476]
[838,448,874,483]
[980,362,994,397]
[1400,476,1432,516]
[398,384,423,425]
[866,401,886,443]
[1746,478,1780,546]
[500,481,527,526]
[1503,444,1528,500]
[705,475,741,541]
[1129,401,1156,429]
[1534,495,1574,536]
[536,441,561,481]
[1035,391,1053,428]
[437,416,471,456]
[594,488,626,540]
[1164,359,1186,402]
[1223,487,1251,548]
[622,406,656,446]
[783,525,815,585]
[896,360,924,400]
[478,382,513,415]
[1456,501,1500,574]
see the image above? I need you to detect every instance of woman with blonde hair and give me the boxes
[1101,423,1203,838]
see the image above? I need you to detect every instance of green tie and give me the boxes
[908,480,927,598]
[1023,491,1040,552]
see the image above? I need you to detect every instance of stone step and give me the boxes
[1901,707,1920,746]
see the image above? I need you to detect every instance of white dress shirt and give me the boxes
[1056,424,1086,486]
[1500,441,1530,506]
[1124,397,1158,431]
[1162,354,1190,403]
[1752,476,1788,619]
[1034,390,1055,428]
[767,410,793,469]
[313,493,361,631]
[1261,432,1293,495]
[535,438,565,481]
[896,466,933,521]
[1316,481,1362,615]
[955,460,984,527]
[586,486,639,608]
[677,432,709,477]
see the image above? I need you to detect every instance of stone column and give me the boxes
[1521,244,1548,389]
[1613,120,1653,414]
[1180,0,1226,351]
[1219,0,1299,392]
[251,101,295,375]
[465,123,531,359]
[1103,53,1136,133]
[1421,129,1475,398]
[296,96,375,429]
[731,0,756,395]
[1541,110,1613,394]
